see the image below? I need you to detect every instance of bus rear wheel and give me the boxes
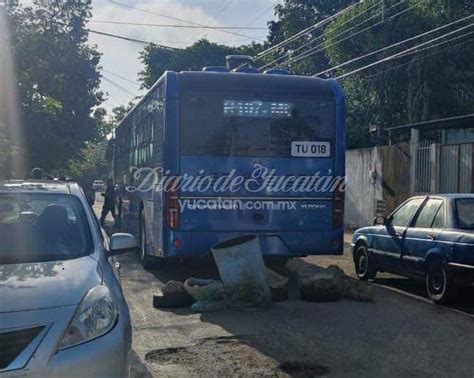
[139,212,156,269]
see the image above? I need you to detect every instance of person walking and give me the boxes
[100,178,117,226]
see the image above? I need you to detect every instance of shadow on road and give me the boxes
[373,276,474,315]
[129,349,153,378]
[141,257,474,376]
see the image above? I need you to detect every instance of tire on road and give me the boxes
[354,243,377,280]
[264,256,290,269]
[426,259,457,305]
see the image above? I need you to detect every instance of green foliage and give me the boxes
[111,102,136,124]
[323,0,473,146]
[262,0,354,74]
[265,0,474,148]
[5,0,103,176]
[139,39,263,88]
[63,142,109,186]
[0,127,10,179]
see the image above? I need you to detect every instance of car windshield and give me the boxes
[0,193,93,264]
[456,199,474,229]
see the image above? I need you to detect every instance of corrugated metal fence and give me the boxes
[440,143,473,193]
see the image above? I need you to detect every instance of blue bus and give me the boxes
[114,58,345,267]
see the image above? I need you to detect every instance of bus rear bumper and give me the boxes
[164,228,344,258]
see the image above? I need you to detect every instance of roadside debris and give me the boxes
[184,278,226,312]
[212,235,271,309]
[153,280,195,309]
[266,268,289,302]
[152,239,373,311]
[297,264,374,302]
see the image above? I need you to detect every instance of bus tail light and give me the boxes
[165,179,180,230]
[333,181,345,229]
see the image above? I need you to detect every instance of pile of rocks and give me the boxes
[298,264,374,302]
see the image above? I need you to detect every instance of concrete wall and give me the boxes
[344,147,383,229]
[344,144,410,229]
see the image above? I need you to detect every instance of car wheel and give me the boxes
[354,243,377,280]
[139,212,155,269]
[426,259,456,304]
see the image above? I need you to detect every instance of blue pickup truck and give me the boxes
[352,194,474,304]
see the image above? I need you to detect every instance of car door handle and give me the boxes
[394,232,402,237]
[427,234,436,240]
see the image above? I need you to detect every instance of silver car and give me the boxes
[0,180,134,377]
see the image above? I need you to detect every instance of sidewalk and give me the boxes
[344,231,354,245]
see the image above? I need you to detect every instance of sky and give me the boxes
[87,0,280,113]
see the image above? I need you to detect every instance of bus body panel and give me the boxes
[114,70,346,259]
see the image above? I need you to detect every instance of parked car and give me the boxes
[93,179,104,192]
[0,180,135,376]
[352,194,474,304]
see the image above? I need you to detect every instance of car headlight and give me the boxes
[60,285,118,349]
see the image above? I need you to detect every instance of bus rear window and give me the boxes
[181,93,335,157]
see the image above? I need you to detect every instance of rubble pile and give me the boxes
[153,280,195,309]
[298,264,374,303]
[266,268,289,302]
[184,278,226,312]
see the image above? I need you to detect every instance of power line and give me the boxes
[87,28,179,49]
[254,1,360,62]
[102,69,141,86]
[334,23,474,79]
[362,35,474,80]
[259,0,384,70]
[274,0,412,70]
[396,30,474,59]
[102,75,138,97]
[314,13,474,77]
[89,20,267,30]
[207,0,233,26]
[244,5,274,27]
[200,0,233,40]
[106,0,264,41]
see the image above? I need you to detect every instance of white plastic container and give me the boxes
[211,235,271,309]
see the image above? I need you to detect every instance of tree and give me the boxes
[324,0,474,145]
[63,142,110,187]
[261,0,353,73]
[264,0,473,148]
[139,39,262,89]
[5,0,103,176]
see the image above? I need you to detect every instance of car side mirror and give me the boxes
[109,233,138,256]
[373,216,386,226]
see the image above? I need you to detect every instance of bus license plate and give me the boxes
[291,141,330,157]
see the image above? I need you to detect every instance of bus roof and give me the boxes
[178,71,337,96]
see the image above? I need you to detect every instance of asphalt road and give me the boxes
[94,198,474,377]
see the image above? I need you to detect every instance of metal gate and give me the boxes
[415,140,433,193]
[440,143,473,193]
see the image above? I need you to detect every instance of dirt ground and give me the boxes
[94,198,474,378]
